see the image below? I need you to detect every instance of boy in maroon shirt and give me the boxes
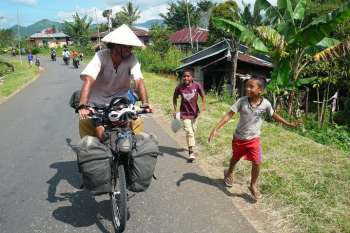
[173,68,206,161]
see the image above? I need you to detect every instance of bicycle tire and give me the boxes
[110,163,127,233]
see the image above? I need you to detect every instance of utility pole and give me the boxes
[17,8,22,64]
[185,0,193,50]
[94,9,101,47]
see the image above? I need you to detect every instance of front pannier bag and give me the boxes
[77,136,112,195]
[127,133,160,192]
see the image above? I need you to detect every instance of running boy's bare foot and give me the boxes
[224,169,234,187]
[248,185,262,200]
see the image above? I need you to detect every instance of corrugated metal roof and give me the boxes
[176,39,273,70]
[169,27,208,44]
[29,32,69,39]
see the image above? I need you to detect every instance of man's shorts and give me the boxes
[79,118,144,138]
[232,137,262,165]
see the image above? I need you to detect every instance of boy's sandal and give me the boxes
[188,152,196,162]
[248,186,262,200]
[223,169,233,187]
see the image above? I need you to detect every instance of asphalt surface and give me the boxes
[0,57,257,233]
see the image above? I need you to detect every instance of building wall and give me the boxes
[30,38,68,48]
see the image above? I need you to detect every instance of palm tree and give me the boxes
[113,1,141,27]
[213,0,350,116]
[64,13,92,46]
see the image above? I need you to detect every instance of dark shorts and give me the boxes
[232,137,262,165]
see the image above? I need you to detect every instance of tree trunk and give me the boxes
[317,87,320,126]
[305,87,309,119]
[230,39,239,100]
[321,82,331,127]
[288,91,295,118]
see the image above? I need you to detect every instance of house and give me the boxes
[169,27,209,52]
[91,27,151,45]
[176,39,273,96]
[29,28,70,48]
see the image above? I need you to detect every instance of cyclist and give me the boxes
[77,24,151,141]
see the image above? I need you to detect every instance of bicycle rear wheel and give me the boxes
[110,163,127,233]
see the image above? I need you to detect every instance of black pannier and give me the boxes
[77,136,112,195]
[127,133,160,192]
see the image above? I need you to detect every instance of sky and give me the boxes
[0,0,277,29]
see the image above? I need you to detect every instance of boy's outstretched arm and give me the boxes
[208,111,235,143]
[272,112,298,127]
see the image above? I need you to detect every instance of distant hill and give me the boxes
[135,19,164,29]
[9,18,163,38]
[10,19,64,38]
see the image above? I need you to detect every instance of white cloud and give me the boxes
[137,4,168,23]
[12,0,37,6]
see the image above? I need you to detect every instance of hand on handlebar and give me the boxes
[78,107,92,120]
[141,104,153,113]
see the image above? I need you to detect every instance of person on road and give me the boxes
[27,50,33,66]
[173,68,206,162]
[208,76,298,200]
[62,48,70,64]
[77,24,150,141]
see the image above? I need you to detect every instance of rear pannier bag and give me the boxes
[77,136,112,195]
[127,133,160,192]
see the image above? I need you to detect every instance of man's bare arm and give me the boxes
[79,75,95,106]
[135,79,149,105]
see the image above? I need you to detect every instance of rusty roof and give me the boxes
[169,27,208,44]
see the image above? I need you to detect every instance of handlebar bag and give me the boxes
[127,133,160,192]
[77,136,112,195]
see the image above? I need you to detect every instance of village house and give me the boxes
[169,27,209,53]
[176,39,273,96]
[29,28,70,48]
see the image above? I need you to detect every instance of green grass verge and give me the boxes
[0,57,39,101]
[144,72,350,233]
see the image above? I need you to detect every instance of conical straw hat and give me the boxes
[102,24,144,47]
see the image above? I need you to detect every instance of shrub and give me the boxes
[134,45,185,74]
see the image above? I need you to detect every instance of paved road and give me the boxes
[0,57,257,233]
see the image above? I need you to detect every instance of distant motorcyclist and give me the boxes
[50,48,57,61]
[62,48,70,65]
[71,49,80,68]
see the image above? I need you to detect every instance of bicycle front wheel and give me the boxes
[110,163,127,233]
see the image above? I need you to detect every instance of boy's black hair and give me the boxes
[250,75,267,89]
[182,68,194,77]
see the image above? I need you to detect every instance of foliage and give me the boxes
[112,1,141,27]
[0,29,14,48]
[213,0,350,116]
[149,25,172,56]
[63,13,92,46]
[160,0,201,31]
[134,46,185,74]
[208,0,240,44]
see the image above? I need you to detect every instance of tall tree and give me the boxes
[197,0,216,28]
[64,13,92,46]
[214,0,350,116]
[0,29,14,48]
[113,1,141,27]
[208,1,241,98]
[160,0,200,31]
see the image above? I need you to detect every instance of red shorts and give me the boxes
[232,137,262,165]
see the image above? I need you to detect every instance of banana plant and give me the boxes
[213,0,350,115]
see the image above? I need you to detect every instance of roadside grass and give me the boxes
[0,57,39,101]
[144,72,350,233]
